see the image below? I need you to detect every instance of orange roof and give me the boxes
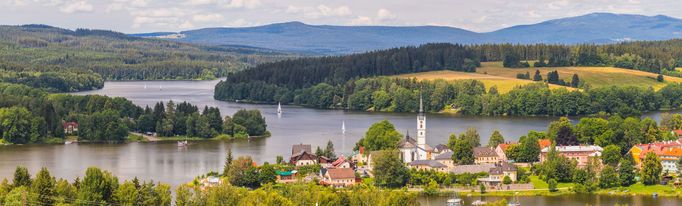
[538,139,551,149]
[662,148,682,157]
[498,143,511,151]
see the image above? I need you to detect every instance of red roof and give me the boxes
[538,139,551,149]
[331,155,347,167]
[63,121,78,127]
[326,168,355,179]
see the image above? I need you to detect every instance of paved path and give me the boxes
[130,132,161,141]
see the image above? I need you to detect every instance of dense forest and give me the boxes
[0,25,291,92]
[0,82,267,144]
[217,75,682,117]
[215,40,682,116]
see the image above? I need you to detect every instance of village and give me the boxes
[199,97,682,196]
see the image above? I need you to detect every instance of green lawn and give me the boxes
[529,176,574,189]
[596,183,680,196]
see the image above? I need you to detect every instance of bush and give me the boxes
[503,176,512,184]
[548,179,558,192]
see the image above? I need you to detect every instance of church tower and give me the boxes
[416,94,427,160]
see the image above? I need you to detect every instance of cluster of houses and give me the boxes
[275,98,682,189]
[281,143,358,187]
[629,133,682,175]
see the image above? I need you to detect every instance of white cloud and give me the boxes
[286,4,352,19]
[188,0,215,5]
[58,1,93,13]
[193,13,224,23]
[179,21,194,29]
[224,0,261,9]
[376,8,396,21]
[350,16,373,25]
[348,8,397,25]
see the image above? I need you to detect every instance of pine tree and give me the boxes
[570,74,580,88]
[32,167,55,206]
[641,152,662,185]
[533,70,542,81]
[488,130,505,148]
[223,149,233,176]
[324,140,336,159]
[12,166,31,187]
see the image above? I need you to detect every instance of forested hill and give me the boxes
[0,24,265,92]
[135,13,682,54]
[214,39,682,116]
[214,43,479,102]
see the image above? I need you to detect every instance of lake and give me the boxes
[0,80,679,201]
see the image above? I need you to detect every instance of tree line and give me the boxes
[0,82,267,144]
[220,73,682,117]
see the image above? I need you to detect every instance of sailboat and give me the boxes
[159,85,163,91]
[277,102,282,116]
[342,121,346,134]
[178,136,188,147]
[446,193,462,206]
[144,84,147,89]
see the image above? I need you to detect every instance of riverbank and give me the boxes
[128,132,271,142]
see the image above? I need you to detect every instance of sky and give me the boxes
[2,0,682,33]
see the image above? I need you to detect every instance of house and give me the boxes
[473,147,499,164]
[408,160,448,172]
[659,148,682,175]
[63,121,78,134]
[276,170,298,183]
[478,162,518,188]
[290,151,317,166]
[330,155,351,168]
[629,140,682,166]
[495,143,512,162]
[321,168,356,187]
[432,144,451,156]
[540,145,603,168]
[290,144,317,166]
[434,151,454,168]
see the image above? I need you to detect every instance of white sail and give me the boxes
[342,121,346,134]
[277,102,282,114]
[144,84,147,89]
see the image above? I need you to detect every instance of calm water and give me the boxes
[1,80,680,204]
[419,195,682,206]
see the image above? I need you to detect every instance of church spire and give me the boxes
[419,92,424,114]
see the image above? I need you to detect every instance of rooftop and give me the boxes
[326,168,355,179]
[489,162,517,175]
[473,147,497,157]
[451,163,496,174]
[541,145,603,153]
[292,143,312,155]
[409,160,447,168]
[434,151,453,160]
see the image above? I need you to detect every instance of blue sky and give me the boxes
[2,0,681,33]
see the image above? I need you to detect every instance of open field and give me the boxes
[477,62,682,90]
[394,70,572,93]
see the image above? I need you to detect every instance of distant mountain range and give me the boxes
[132,13,682,55]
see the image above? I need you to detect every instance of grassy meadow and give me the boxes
[477,62,682,90]
[394,62,682,94]
[394,70,571,94]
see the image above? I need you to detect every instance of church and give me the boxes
[398,96,433,163]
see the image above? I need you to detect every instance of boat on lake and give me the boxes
[177,140,188,147]
[277,102,282,116]
[445,193,462,206]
